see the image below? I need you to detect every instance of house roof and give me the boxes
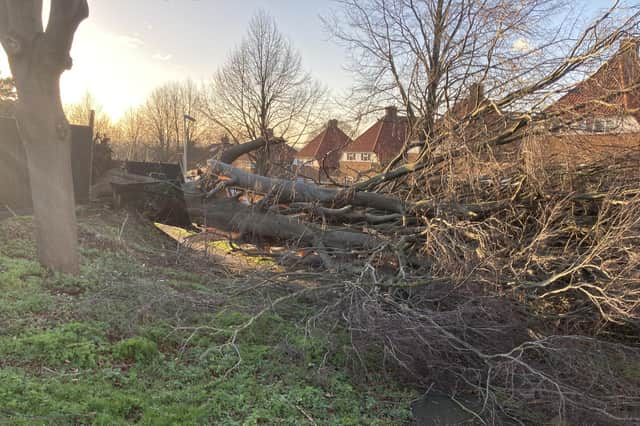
[296,120,352,169]
[547,38,640,122]
[344,107,408,163]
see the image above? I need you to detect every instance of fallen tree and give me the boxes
[94,132,640,424]
[186,197,382,251]
[90,8,640,422]
[207,159,407,214]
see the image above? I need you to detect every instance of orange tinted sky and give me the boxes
[0,0,350,120]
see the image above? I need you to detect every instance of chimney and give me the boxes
[469,82,485,109]
[328,119,338,128]
[384,106,398,120]
[619,37,640,87]
[620,36,639,54]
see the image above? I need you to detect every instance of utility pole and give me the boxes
[183,114,196,178]
[88,110,95,200]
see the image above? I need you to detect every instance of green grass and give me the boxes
[0,212,414,425]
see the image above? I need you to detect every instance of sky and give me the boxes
[0,0,350,120]
[0,0,622,121]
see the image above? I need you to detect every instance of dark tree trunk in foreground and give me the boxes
[0,0,88,273]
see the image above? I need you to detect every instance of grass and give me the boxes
[0,210,414,425]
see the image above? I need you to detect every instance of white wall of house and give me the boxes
[566,115,640,134]
[340,152,379,163]
[293,157,319,167]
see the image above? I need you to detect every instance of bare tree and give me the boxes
[326,0,567,128]
[203,10,326,175]
[65,90,113,136]
[116,106,148,161]
[0,71,14,100]
[0,71,16,116]
[325,0,640,189]
[144,80,208,163]
[0,0,88,273]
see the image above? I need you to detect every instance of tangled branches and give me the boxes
[325,150,640,424]
[151,127,640,424]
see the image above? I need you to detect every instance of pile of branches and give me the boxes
[182,137,640,424]
[342,153,640,424]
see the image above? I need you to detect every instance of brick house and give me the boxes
[547,38,640,132]
[294,119,352,182]
[536,38,640,163]
[415,37,640,170]
[339,106,408,180]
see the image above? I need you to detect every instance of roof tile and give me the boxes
[296,120,352,169]
[344,112,408,163]
[548,38,640,122]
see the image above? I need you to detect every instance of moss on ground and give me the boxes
[0,211,414,425]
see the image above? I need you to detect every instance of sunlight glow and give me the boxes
[61,20,184,120]
[0,1,184,121]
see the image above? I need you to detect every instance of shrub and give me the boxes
[112,336,159,364]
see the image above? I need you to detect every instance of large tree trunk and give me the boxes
[218,136,284,165]
[208,160,408,214]
[0,0,88,274]
[16,91,80,273]
[186,197,381,251]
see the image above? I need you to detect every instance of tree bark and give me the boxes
[219,136,284,164]
[207,160,407,214]
[0,0,88,273]
[186,197,381,251]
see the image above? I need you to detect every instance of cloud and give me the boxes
[152,53,173,61]
[512,38,532,53]
[118,35,144,49]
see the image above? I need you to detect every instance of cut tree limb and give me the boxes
[207,160,407,214]
[284,203,405,225]
[219,136,285,164]
[186,197,382,251]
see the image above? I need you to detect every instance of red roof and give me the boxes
[547,38,640,122]
[296,120,352,169]
[344,107,408,163]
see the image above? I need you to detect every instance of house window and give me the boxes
[577,118,616,134]
[360,152,371,161]
[577,120,590,132]
[593,119,606,133]
[594,118,618,133]
[346,152,356,161]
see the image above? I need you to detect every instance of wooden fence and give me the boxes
[0,117,93,210]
